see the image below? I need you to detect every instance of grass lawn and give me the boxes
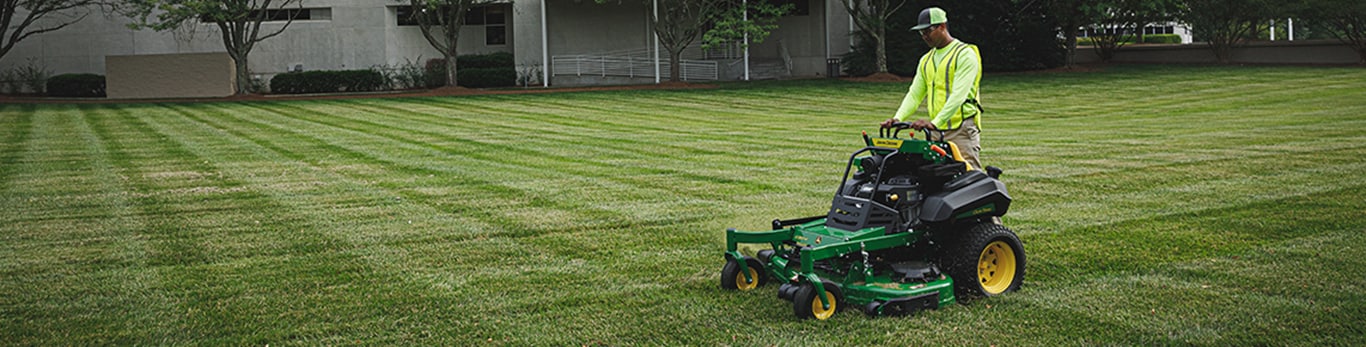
[2,64,1364,345]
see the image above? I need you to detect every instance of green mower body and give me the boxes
[721,126,1025,319]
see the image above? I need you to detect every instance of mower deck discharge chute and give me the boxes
[721,124,1025,320]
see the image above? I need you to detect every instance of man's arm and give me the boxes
[893,72,928,122]
[930,47,981,129]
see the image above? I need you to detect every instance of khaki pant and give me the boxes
[942,119,983,170]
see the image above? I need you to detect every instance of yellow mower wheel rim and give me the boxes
[810,290,837,320]
[978,240,1018,295]
[736,267,759,291]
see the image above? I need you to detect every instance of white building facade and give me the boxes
[2,0,855,87]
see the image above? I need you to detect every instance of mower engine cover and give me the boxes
[919,170,1011,223]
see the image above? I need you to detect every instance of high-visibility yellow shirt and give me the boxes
[892,40,982,130]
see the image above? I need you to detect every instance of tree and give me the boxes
[699,0,791,52]
[839,0,909,75]
[842,0,1063,75]
[1,0,104,63]
[595,0,786,82]
[1082,0,1179,62]
[1298,0,1366,63]
[120,0,304,95]
[645,0,726,82]
[401,0,499,88]
[1048,0,1089,68]
[1180,0,1273,63]
[951,0,1065,71]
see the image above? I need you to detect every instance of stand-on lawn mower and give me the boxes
[720,123,1024,320]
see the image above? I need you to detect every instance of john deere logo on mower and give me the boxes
[872,138,903,149]
[972,205,995,215]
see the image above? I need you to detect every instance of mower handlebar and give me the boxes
[880,122,937,140]
[879,122,912,138]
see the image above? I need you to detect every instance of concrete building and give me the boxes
[1,0,855,88]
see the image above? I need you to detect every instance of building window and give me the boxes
[397,4,508,46]
[201,8,326,23]
[483,6,507,45]
[1143,25,1174,35]
[486,26,507,45]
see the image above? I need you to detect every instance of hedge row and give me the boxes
[457,67,516,88]
[271,70,386,94]
[46,73,105,97]
[458,52,514,69]
[1076,34,1182,46]
[424,52,516,88]
[1143,34,1183,44]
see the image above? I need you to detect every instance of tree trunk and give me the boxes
[1211,42,1232,64]
[1064,26,1079,68]
[668,48,683,82]
[874,27,887,73]
[232,53,250,95]
[445,53,459,87]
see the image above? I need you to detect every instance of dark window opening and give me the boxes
[201,8,312,23]
[486,26,506,45]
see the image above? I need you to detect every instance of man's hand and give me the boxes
[879,118,899,129]
[910,119,937,130]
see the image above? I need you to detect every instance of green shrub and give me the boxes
[424,58,447,88]
[9,58,49,94]
[1076,36,1140,46]
[1143,34,1182,44]
[424,53,516,88]
[45,73,106,97]
[270,69,387,94]
[457,52,514,69]
[457,67,516,88]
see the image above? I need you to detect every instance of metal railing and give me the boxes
[551,54,719,81]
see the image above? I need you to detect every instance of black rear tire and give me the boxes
[940,222,1025,299]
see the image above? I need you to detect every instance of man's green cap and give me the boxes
[911,7,948,31]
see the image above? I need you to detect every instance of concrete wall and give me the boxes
[546,1,651,56]
[105,52,235,99]
[0,1,515,78]
[3,0,856,92]
[512,0,547,85]
[1072,39,1361,65]
[749,0,853,78]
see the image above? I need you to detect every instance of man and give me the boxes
[880,7,985,170]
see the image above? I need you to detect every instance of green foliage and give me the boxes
[424,58,448,88]
[1079,0,1182,61]
[423,53,516,88]
[457,51,514,69]
[1180,0,1277,63]
[700,0,792,49]
[4,58,51,94]
[1143,33,1182,43]
[1075,36,1138,46]
[456,67,515,88]
[377,57,430,90]
[843,0,1064,75]
[44,73,105,97]
[269,69,388,94]
[1292,0,1366,62]
[0,59,46,94]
